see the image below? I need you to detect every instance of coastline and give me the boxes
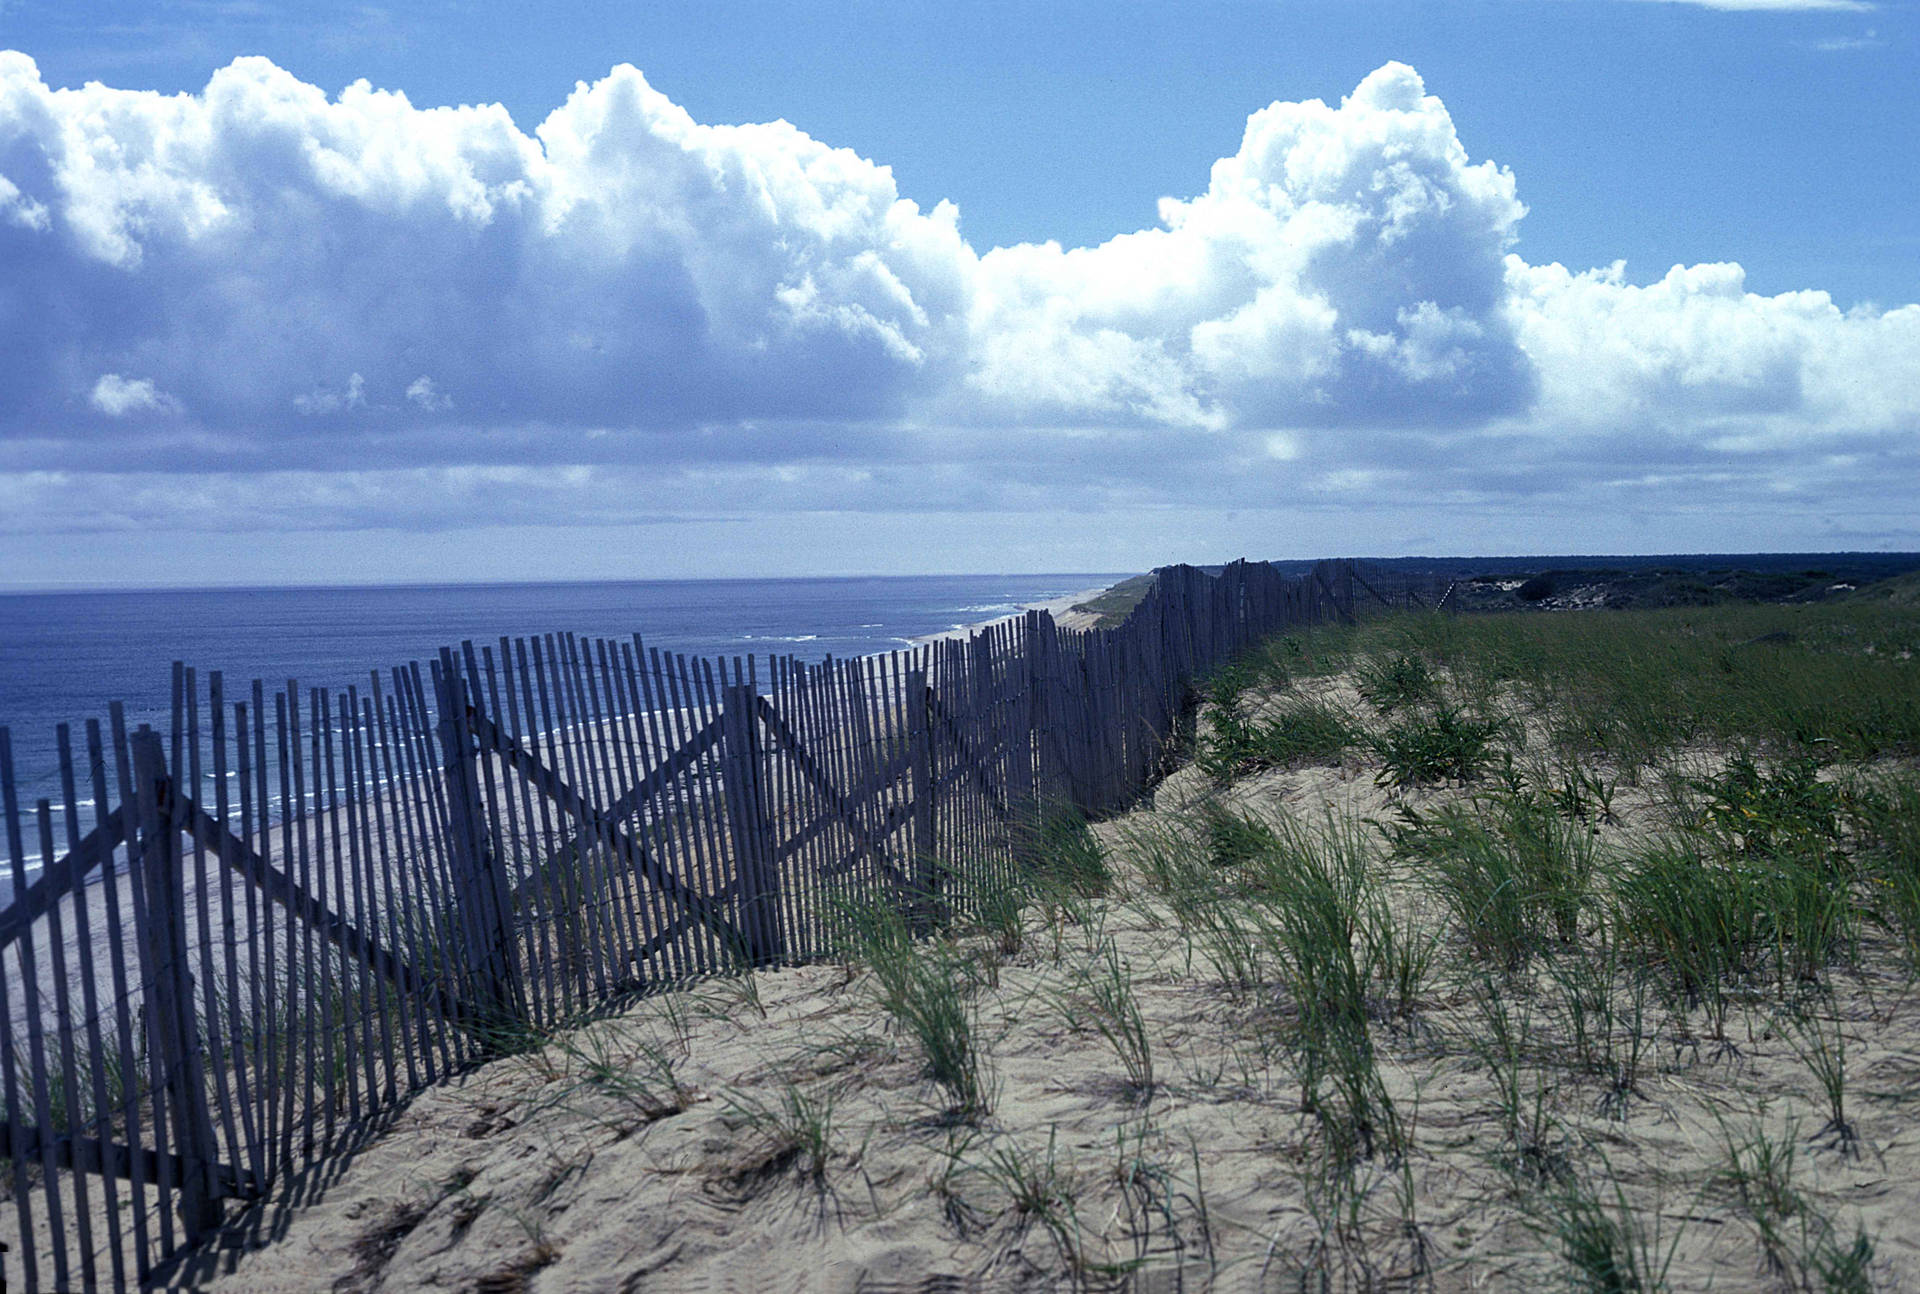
[908,581,1119,648]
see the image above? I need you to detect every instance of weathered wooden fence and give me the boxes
[0,557,1370,1290]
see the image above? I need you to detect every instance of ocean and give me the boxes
[0,573,1123,882]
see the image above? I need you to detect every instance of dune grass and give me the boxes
[203,591,1920,1292]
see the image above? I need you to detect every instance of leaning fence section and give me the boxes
[0,557,1375,1289]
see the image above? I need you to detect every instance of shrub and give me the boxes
[1687,751,1842,869]
[1370,703,1505,788]
[1198,698,1358,782]
[1355,652,1438,712]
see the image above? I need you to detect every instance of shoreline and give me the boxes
[1,576,1135,886]
[908,582,1120,648]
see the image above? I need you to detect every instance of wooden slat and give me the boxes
[212,680,266,1196]
[58,722,129,1291]
[4,730,74,1291]
[339,689,389,1108]
[104,704,157,1273]
[576,634,647,986]
[540,634,614,1001]
[642,648,712,974]
[587,636,650,987]
[364,679,428,1087]
[765,659,808,958]
[525,636,603,1004]
[505,638,573,1019]
[463,703,747,959]
[481,643,553,1026]
[621,639,687,983]
[355,687,415,1096]
[38,801,96,1289]
[0,1119,252,1197]
[381,673,456,1079]
[190,671,248,1184]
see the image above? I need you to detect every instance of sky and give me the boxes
[0,0,1915,587]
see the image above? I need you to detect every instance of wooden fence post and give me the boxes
[431,656,521,1040]
[129,729,224,1242]
[721,682,785,966]
[905,669,943,932]
[1021,612,1048,824]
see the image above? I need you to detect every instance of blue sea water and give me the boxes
[0,573,1123,879]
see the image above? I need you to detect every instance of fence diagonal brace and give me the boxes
[812,797,917,883]
[754,697,911,886]
[924,694,1012,818]
[1312,563,1357,624]
[598,714,724,825]
[1350,566,1397,610]
[0,804,127,957]
[504,711,722,916]
[467,710,751,955]
[166,783,469,1025]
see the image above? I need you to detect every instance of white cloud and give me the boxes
[1627,0,1874,11]
[0,53,1914,553]
[405,375,451,411]
[293,372,367,415]
[1812,29,1883,49]
[963,64,1531,430]
[89,373,178,416]
[1509,259,1920,438]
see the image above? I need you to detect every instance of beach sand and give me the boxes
[173,665,1920,1292]
[0,578,1135,1288]
[911,585,1115,649]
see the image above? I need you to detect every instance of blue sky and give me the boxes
[0,0,1915,585]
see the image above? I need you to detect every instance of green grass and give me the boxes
[1386,790,1598,971]
[1846,771,1920,968]
[1069,939,1155,1099]
[1355,651,1439,712]
[720,1080,840,1188]
[1362,601,1920,767]
[844,901,992,1122]
[1527,1158,1682,1293]
[1259,817,1404,1165]
[1021,804,1113,904]
[1369,703,1507,788]
[1196,696,1360,783]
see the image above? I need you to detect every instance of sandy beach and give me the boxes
[911,585,1117,649]
[170,650,1920,1292]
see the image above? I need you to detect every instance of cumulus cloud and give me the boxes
[90,373,178,416]
[961,64,1533,432]
[0,51,973,448]
[0,51,1914,552]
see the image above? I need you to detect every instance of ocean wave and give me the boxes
[742,634,820,643]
